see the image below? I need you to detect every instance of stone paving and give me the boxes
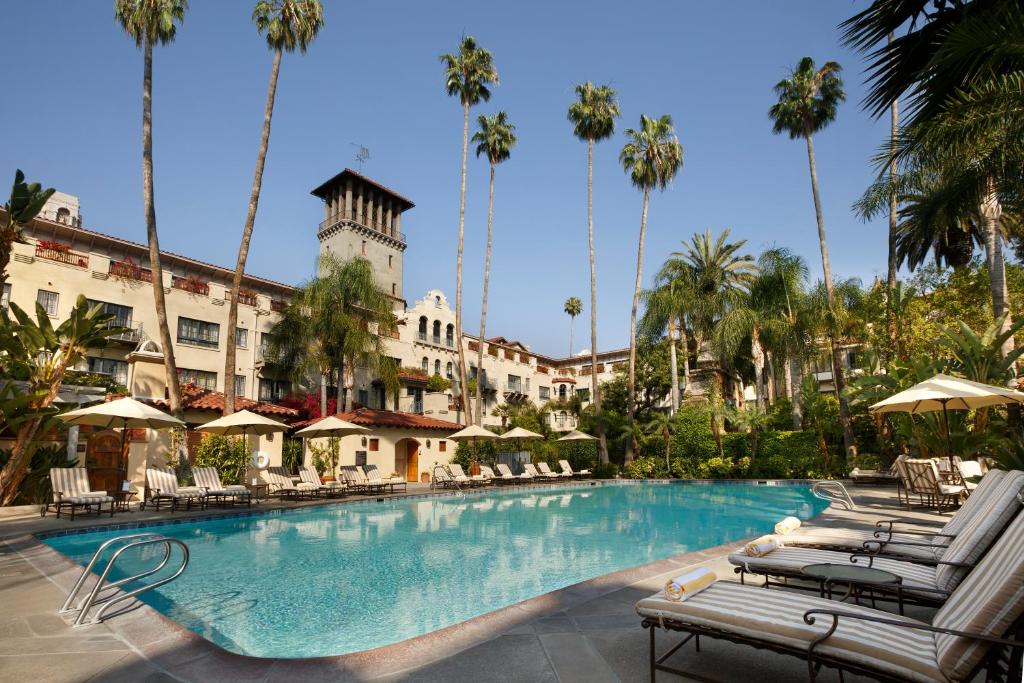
[0,482,950,682]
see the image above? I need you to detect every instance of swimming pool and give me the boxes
[44,481,827,658]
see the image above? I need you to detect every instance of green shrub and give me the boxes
[556,440,597,473]
[194,434,248,485]
[592,462,619,479]
[624,456,657,479]
[426,374,451,392]
[696,456,735,479]
[0,444,70,504]
[671,404,718,460]
[282,438,302,474]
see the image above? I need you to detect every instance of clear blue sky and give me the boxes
[1,1,893,359]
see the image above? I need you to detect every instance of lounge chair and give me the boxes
[340,465,369,493]
[298,465,346,498]
[558,459,591,478]
[729,478,1024,607]
[849,453,901,484]
[430,465,458,489]
[496,463,532,482]
[479,465,505,484]
[43,467,115,519]
[905,458,967,510]
[537,462,570,478]
[266,466,317,499]
[364,464,407,493]
[637,504,1024,683]
[524,462,557,480]
[956,460,984,491]
[779,470,1021,561]
[144,466,207,512]
[192,467,252,507]
[448,463,486,487]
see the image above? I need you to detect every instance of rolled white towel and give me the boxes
[743,535,781,557]
[664,567,717,602]
[774,516,801,535]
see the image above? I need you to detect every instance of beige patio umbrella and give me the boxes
[500,426,544,440]
[58,397,186,482]
[448,424,498,441]
[557,430,598,442]
[294,416,369,478]
[196,409,290,436]
[870,373,1024,467]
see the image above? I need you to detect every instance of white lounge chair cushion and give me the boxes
[728,547,939,592]
[65,495,114,504]
[296,482,318,490]
[636,582,943,683]
[224,484,249,492]
[779,527,943,561]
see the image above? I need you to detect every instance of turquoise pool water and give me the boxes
[44,481,827,658]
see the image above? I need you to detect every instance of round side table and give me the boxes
[802,562,904,615]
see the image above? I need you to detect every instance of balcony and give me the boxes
[35,243,89,269]
[256,346,278,365]
[108,321,144,344]
[109,260,153,283]
[270,299,287,313]
[232,290,258,307]
[318,211,407,245]
[172,276,209,296]
[503,380,531,399]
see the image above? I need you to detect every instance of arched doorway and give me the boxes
[394,438,421,483]
[86,430,126,492]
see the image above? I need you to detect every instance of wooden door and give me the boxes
[86,430,125,493]
[405,441,419,482]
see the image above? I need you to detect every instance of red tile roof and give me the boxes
[551,377,577,384]
[295,407,461,431]
[150,385,299,418]
[398,372,428,384]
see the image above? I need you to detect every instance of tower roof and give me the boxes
[310,168,415,211]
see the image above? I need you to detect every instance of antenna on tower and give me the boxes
[351,143,370,171]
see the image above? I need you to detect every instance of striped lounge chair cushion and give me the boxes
[65,495,114,504]
[266,467,298,490]
[147,467,203,498]
[728,547,939,592]
[50,468,108,499]
[192,467,245,495]
[933,507,1024,681]
[778,527,944,560]
[636,582,944,683]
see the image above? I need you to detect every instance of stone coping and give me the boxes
[11,478,833,680]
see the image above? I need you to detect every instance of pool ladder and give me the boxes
[59,533,189,626]
[811,480,857,511]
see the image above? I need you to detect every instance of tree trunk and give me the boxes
[980,180,1014,358]
[336,356,346,411]
[454,103,473,425]
[751,327,766,410]
[786,355,802,429]
[475,163,496,425]
[585,140,609,465]
[886,32,899,292]
[141,43,182,418]
[668,316,680,414]
[568,316,574,358]
[678,319,690,399]
[625,188,650,464]
[225,47,282,415]
[804,133,855,460]
[664,432,671,471]
[319,373,327,417]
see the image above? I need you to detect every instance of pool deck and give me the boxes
[0,480,948,682]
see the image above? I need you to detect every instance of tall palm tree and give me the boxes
[639,280,691,413]
[644,410,675,471]
[563,296,582,358]
[440,36,498,425]
[472,111,516,425]
[224,0,323,415]
[769,56,856,461]
[115,0,188,418]
[567,82,619,465]
[886,32,899,292]
[619,115,683,462]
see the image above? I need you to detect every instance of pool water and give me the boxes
[44,481,827,658]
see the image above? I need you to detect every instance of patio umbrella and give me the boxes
[197,409,290,436]
[500,426,543,440]
[448,424,498,441]
[870,373,1024,468]
[294,416,369,477]
[557,430,598,442]
[57,397,186,484]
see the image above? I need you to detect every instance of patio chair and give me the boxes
[43,467,115,519]
[637,503,1024,683]
[779,470,1020,561]
[479,465,505,484]
[524,462,557,480]
[191,467,252,507]
[430,464,457,489]
[298,465,346,498]
[849,454,901,484]
[905,458,967,510]
[956,460,985,491]
[496,463,532,482]
[364,464,407,493]
[448,463,485,487]
[265,466,317,499]
[143,466,207,512]
[340,465,369,493]
[729,475,1024,608]
[537,462,570,478]
[558,459,591,478]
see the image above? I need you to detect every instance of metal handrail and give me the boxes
[812,480,857,511]
[60,533,189,626]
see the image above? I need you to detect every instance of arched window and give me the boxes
[418,316,427,338]
[432,320,441,342]
[55,207,70,224]
[446,323,454,347]
[446,362,453,378]
[559,384,567,399]
[434,295,441,306]
[421,356,428,372]
[434,359,441,375]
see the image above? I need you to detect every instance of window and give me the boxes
[421,356,428,372]
[369,438,379,452]
[361,240,367,255]
[36,289,59,316]
[438,440,447,453]
[388,255,393,269]
[446,324,454,347]
[85,299,133,328]
[234,375,246,397]
[235,327,248,348]
[258,378,291,402]
[55,207,71,224]
[358,389,369,406]
[539,386,550,401]
[434,359,441,375]
[178,368,217,390]
[392,283,396,295]
[446,362,453,379]
[418,316,427,341]
[87,357,128,386]
[576,388,590,401]
[1,283,10,310]
[177,317,219,348]
[559,384,567,399]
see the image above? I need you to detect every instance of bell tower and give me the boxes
[311,169,414,304]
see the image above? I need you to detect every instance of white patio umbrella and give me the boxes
[58,397,186,482]
[294,416,369,477]
[500,426,544,440]
[448,424,498,441]
[557,430,598,442]
[870,373,1024,467]
[196,409,290,436]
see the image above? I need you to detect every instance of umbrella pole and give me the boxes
[942,401,954,472]
[119,418,128,492]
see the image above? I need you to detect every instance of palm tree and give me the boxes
[2,170,54,285]
[769,56,856,461]
[440,36,498,425]
[472,111,516,425]
[563,296,582,358]
[886,32,900,292]
[223,0,323,415]
[270,255,399,415]
[115,0,188,418]
[644,410,675,471]
[619,115,683,463]
[568,82,619,465]
[639,280,691,413]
